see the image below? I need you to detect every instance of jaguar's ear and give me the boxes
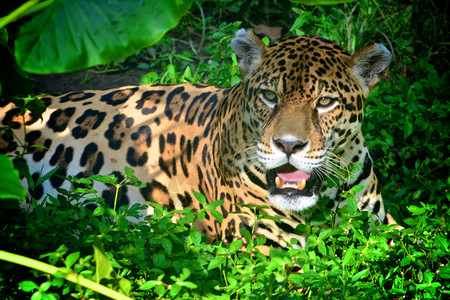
[231,29,267,78]
[351,43,392,90]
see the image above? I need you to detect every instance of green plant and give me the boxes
[1,246,133,300]
[364,59,450,220]
[0,0,194,101]
[1,160,449,299]
[290,0,410,61]
[139,21,242,88]
[0,0,194,74]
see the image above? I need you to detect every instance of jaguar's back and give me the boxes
[1,84,226,213]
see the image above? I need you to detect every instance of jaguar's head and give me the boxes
[231,29,391,211]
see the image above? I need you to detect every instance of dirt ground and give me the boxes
[31,24,285,95]
[33,68,149,95]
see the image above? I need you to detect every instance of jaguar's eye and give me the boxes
[261,89,277,105]
[317,97,337,108]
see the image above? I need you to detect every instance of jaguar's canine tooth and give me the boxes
[275,176,284,188]
[298,179,306,190]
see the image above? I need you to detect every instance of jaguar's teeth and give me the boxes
[298,179,306,190]
[275,176,284,188]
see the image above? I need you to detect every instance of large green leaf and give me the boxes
[0,154,27,202]
[93,236,131,296]
[15,0,194,74]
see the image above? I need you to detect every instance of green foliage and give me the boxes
[4,175,448,298]
[364,59,450,222]
[7,0,194,74]
[0,248,133,300]
[0,0,193,99]
[139,21,242,88]
[290,0,411,58]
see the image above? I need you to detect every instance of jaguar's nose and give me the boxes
[273,137,308,156]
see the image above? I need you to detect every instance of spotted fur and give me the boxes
[0,29,395,249]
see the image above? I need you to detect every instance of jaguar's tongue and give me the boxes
[275,166,311,190]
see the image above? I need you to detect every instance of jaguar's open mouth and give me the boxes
[266,164,322,211]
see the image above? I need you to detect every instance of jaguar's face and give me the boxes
[232,31,391,212]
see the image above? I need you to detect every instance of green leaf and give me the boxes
[407,86,417,102]
[404,115,414,139]
[189,227,201,246]
[400,257,411,266]
[65,252,80,268]
[124,166,135,177]
[92,206,105,217]
[12,95,47,119]
[149,202,163,218]
[0,155,27,202]
[317,240,327,256]
[161,238,172,255]
[437,266,450,280]
[351,269,369,282]
[311,209,331,225]
[193,191,206,206]
[19,280,39,292]
[117,216,129,230]
[229,240,243,253]
[205,199,224,211]
[416,283,429,290]
[93,236,131,296]
[254,234,266,246]
[169,284,182,297]
[424,269,434,283]
[183,66,192,81]
[40,281,52,292]
[240,228,252,243]
[178,268,191,281]
[435,236,449,251]
[177,281,197,289]
[15,0,194,74]
[31,291,43,300]
[210,209,223,223]
[342,243,354,266]
[15,158,35,192]
[90,174,117,185]
[207,255,226,271]
[204,199,224,222]
[350,184,364,195]
[36,166,60,186]
[153,253,170,269]
[407,205,426,216]
[139,280,162,290]
[197,210,206,221]
[155,284,166,296]
[288,274,303,285]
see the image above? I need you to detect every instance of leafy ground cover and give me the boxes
[1,0,449,299]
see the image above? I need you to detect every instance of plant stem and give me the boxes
[113,184,119,211]
[0,0,54,31]
[0,250,133,300]
[195,1,206,55]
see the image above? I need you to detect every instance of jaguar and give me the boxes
[0,29,395,249]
